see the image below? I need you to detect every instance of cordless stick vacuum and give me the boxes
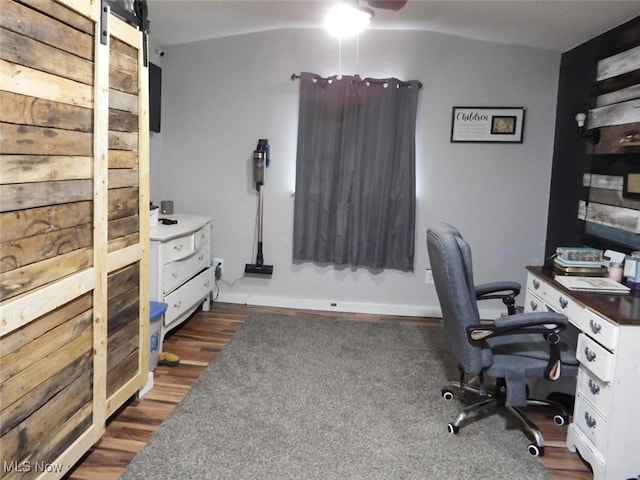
[245,139,274,275]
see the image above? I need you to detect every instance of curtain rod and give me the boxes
[291,73,422,89]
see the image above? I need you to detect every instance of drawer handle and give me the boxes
[198,254,204,261]
[533,279,540,290]
[529,300,538,311]
[558,297,568,309]
[588,379,601,395]
[584,347,597,362]
[173,300,182,309]
[589,319,602,335]
[584,412,597,429]
[172,272,179,278]
[174,244,184,251]
[204,281,210,287]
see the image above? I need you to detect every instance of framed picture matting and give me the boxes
[451,106,525,143]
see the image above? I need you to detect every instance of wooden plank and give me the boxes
[596,84,640,107]
[0,269,94,337]
[2,368,93,467]
[589,187,640,210]
[588,98,640,128]
[107,262,139,301]
[109,169,139,189]
[106,349,138,397]
[597,45,640,82]
[0,350,92,436]
[110,48,138,95]
[0,91,93,132]
[109,108,139,133]
[585,201,640,234]
[0,247,93,301]
[0,201,92,243]
[0,322,92,407]
[108,130,139,151]
[109,88,138,114]
[588,174,623,191]
[0,0,93,60]
[0,155,92,184]
[106,244,141,272]
[0,309,92,383]
[23,0,95,36]
[107,287,138,336]
[592,123,640,155]
[585,221,640,249]
[0,179,93,212]
[0,222,92,273]
[0,292,92,358]
[0,121,92,156]
[108,150,138,169]
[107,322,138,371]
[107,233,140,254]
[0,26,93,85]
[108,187,139,221]
[108,215,139,241]
[0,59,93,109]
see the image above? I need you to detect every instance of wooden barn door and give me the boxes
[104,8,150,418]
[0,0,149,477]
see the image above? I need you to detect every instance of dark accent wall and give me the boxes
[545,16,640,262]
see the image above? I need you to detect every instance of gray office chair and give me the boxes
[426,222,579,457]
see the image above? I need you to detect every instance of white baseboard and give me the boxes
[216,292,504,320]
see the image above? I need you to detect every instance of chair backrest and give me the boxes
[427,222,485,375]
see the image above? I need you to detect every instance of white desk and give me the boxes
[525,266,640,480]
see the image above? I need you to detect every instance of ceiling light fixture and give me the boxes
[324,3,374,39]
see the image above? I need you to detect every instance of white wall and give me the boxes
[151,27,560,317]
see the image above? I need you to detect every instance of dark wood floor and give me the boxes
[65,302,592,479]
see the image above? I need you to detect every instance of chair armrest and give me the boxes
[474,281,521,299]
[475,281,521,315]
[466,311,568,381]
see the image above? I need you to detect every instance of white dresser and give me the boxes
[150,215,215,346]
[525,267,640,480]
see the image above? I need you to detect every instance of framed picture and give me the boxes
[451,107,525,143]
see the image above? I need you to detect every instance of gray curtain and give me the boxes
[293,72,420,272]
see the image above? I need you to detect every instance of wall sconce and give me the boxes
[575,112,600,145]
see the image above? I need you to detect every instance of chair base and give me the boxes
[442,378,569,457]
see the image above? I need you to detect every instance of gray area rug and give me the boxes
[120,314,549,479]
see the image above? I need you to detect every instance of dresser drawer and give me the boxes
[524,291,551,313]
[573,394,609,455]
[574,309,618,352]
[577,333,615,382]
[163,266,214,326]
[576,367,612,418]
[162,246,210,294]
[162,234,195,264]
[194,224,209,251]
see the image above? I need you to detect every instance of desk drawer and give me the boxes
[576,368,612,418]
[577,333,615,383]
[573,394,609,455]
[526,274,583,319]
[574,309,618,352]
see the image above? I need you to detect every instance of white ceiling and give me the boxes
[146,0,640,53]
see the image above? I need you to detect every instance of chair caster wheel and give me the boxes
[447,423,459,434]
[441,389,455,400]
[527,444,544,457]
[553,414,567,426]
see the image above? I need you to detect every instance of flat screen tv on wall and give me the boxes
[149,62,161,133]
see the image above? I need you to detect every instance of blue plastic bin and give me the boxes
[149,301,168,371]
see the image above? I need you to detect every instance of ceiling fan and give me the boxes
[324,0,408,37]
[366,0,408,11]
